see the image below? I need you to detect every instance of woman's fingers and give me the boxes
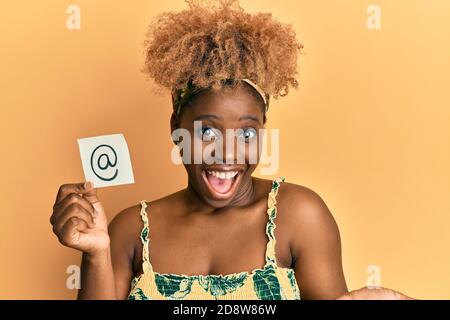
[393,290,416,300]
[58,217,88,247]
[51,193,96,225]
[51,182,110,254]
[58,216,110,253]
[54,182,94,205]
[336,294,352,300]
[52,202,96,234]
[82,181,100,204]
[336,287,417,300]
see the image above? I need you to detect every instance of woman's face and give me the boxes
[172,85,266,208]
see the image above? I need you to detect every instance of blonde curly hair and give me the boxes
[142,0,303,111]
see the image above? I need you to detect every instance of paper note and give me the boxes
[77,134,135,188]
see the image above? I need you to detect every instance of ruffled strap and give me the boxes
[139,200,153,273]
[264,176,285,265]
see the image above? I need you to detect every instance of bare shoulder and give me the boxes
[278,182,334,221]
[107,202,145,258]
[108,202,145,232]
[277,181,342,253]
[108,190,185,239]
[107,191,186,271]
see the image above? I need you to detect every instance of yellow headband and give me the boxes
[241,78,269,108]
[172,78,270,116]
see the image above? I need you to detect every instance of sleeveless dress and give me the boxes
[127,176,301,300]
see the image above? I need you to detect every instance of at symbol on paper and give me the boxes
[90,144,119,181]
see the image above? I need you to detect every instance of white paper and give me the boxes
[77,134,135,188]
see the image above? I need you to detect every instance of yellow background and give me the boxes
[1,0,449,299]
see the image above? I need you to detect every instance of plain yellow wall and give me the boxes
[1,0,449,299]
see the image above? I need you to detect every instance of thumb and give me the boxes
[82,181,100,204]
[83,181,107,229]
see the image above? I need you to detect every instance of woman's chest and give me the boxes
[132,203,293,276]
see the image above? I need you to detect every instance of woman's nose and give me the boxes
[216,134,245,164]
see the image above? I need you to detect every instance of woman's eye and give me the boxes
[238,128,257,142]
[200,127,217,141]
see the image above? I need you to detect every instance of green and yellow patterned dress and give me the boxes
[128,177,301,300]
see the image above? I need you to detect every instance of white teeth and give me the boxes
[206,170,238,179]
[225,171,236,179]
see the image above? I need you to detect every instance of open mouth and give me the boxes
[201,169,242,200]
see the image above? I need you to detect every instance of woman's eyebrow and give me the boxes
[239,115,261,125]
[193,114,223,121]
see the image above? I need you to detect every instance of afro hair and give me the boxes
[142,0,303,100]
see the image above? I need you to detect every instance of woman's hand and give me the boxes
[337,286,416,300]
[50,181,110,255]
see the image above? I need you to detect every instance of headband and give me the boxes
[171,78,270,116]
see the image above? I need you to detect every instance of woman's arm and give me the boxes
[283,184,348,299]
[77,249,116,299]
[77,206,138,300]
[50,182,117,299]
[106,206,142,299]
